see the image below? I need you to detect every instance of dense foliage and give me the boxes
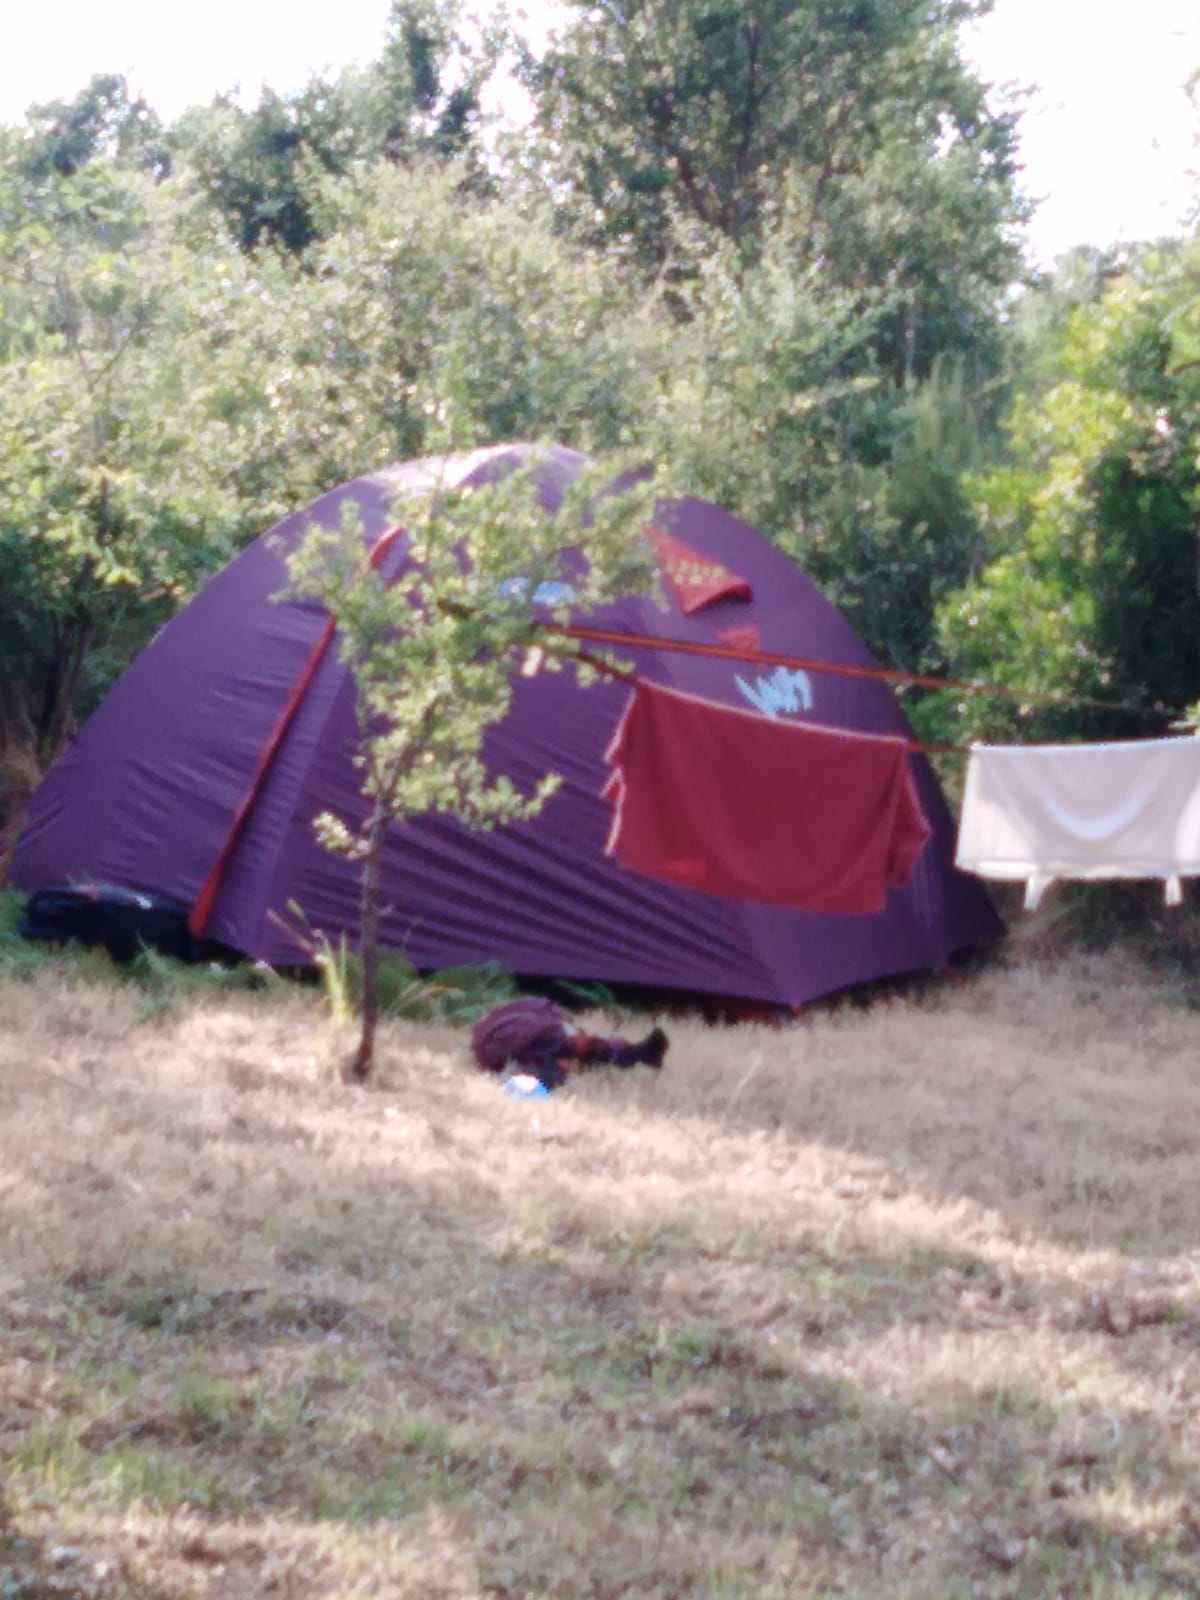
[929,242,1200,743]
[518,0,1027,381]
[0,0,1197,839]
[0,159,306,757]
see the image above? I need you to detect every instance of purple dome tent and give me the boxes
[11,444,1002,1006]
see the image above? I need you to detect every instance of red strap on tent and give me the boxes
[188,523,406,938]
[565,641,963,756]
[551,623,1169,719]
[187,615,337,937]
[646,524,752,614]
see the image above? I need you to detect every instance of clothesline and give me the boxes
[546,622,1175,726]
[597,665,1200,918]
[528,637,963,755]
[602,680,1200,916]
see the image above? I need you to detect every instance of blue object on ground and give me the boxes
[503,1073,551,1099]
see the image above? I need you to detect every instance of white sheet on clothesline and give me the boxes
[956,739,1200,909]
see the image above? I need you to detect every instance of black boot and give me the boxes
[614,1027,669,1070]
[526,1052,569,1091]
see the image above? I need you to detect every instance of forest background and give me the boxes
[2,0,1200,837]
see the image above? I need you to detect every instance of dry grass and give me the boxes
[1,950,1199,1598]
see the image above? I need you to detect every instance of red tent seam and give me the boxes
[188,523,406,938]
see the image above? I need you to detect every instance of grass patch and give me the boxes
[1,952,1199,1596]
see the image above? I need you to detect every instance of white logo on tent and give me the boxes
[735,666,814,719]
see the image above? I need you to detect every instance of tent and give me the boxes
[10,443,1002,1006]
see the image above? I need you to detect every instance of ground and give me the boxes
[1,951,1198,1598]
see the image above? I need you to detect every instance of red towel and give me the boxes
[603,682,931,914]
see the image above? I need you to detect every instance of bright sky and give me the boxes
[1,0,1196,267]
[962,0,1199,262]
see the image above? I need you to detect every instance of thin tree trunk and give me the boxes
[39,613,93,764]
[348,808,386,1082]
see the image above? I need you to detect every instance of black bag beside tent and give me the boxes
[19,884,201,963]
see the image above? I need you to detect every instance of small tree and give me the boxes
[280,450,665,1080]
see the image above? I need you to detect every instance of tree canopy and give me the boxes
[1,0,1197,840]
[518,0,1028,379]
[932,242,1200,742]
